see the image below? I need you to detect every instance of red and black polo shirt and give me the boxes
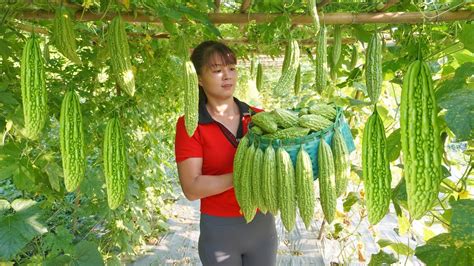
[175,97,262,217]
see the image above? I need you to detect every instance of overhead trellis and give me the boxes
[4,1,474,52]
[15,10,474,25]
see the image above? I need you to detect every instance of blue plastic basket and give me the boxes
[247,107,355,180]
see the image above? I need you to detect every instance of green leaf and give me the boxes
[105,256,122,266]
[0,200,10,215]
[0,142,21,159]
[343,192,360,212]
[0,142,22,180]
[368,250,398,266]
[451,200,474,243]
[0,199,47,260]
[12,159,37,191]
[43,161,63,192]
[44,255,72,266]
[386,128,401,162]
[70,241,104,266]
[163,7,183,21]
[441,208,453,226]
[459,23,474,53]
[438,88,474,141]
[377,239,414,256]
[0,92,19,106]
[0,39,12,57]
[441,166,452,179]
[0,118,5,132]
[436,62,474,100]
[333,223,344,239]
[415,233,474,266]
[346,67,363,83]
[378,239,393,247]
[352,25,372,43]
[376,105,390,122]
[0,159,18,180]
[351,164,363,181]
[392,178,407,209]
[161,16,178,35]
[42,225,74,257]
[452,50,474,66]
[393,201,402,217]
[177,6,221,38]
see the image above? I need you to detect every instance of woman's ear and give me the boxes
[198,76,203,86]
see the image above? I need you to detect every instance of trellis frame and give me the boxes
[17,10,473,25]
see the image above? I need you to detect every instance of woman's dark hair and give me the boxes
[190,41,237,103]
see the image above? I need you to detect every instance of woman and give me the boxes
[174,41,278,266]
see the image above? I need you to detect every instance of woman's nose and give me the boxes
[222,67,232,80]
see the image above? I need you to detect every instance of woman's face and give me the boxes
[198,54,237,101]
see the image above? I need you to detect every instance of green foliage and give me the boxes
[0,199,47,260]
[451,199,474,243]
[438,88,474,141]
[386,128,401,162]
[415,233,474,266]
[391,178,407,216]
[44,241,104,266]
[0,14,175,263]
[368,250,398,266]
[459,23,474,53]
[342,192,360,213]
[69,241,104,266]
[378,239,414,256]
[436,62,474,141]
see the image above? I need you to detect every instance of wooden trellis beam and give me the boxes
[17,10,474,25]
[14,21,356,46]
[222,37,357,46]
[208,11,474,24]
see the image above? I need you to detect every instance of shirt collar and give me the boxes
[198,97,251,124]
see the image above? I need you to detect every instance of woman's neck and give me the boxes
[206,97,239,117]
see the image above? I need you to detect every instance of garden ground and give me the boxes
[130,182,424,266]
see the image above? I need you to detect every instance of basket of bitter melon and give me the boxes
[243,102,355,181]
[233,102,356,229]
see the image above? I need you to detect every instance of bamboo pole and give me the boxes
[13,20,355,46]
[223,37,357,46]
[17,10,473,25]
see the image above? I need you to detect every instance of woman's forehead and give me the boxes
[207,53,236,67]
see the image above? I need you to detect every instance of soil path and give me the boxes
[131,185,423,266]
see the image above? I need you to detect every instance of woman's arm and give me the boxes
[177,158,233,201]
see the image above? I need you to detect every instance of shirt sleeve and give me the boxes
[175,116,203,163]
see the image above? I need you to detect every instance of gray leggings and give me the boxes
[198,212,278,266]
